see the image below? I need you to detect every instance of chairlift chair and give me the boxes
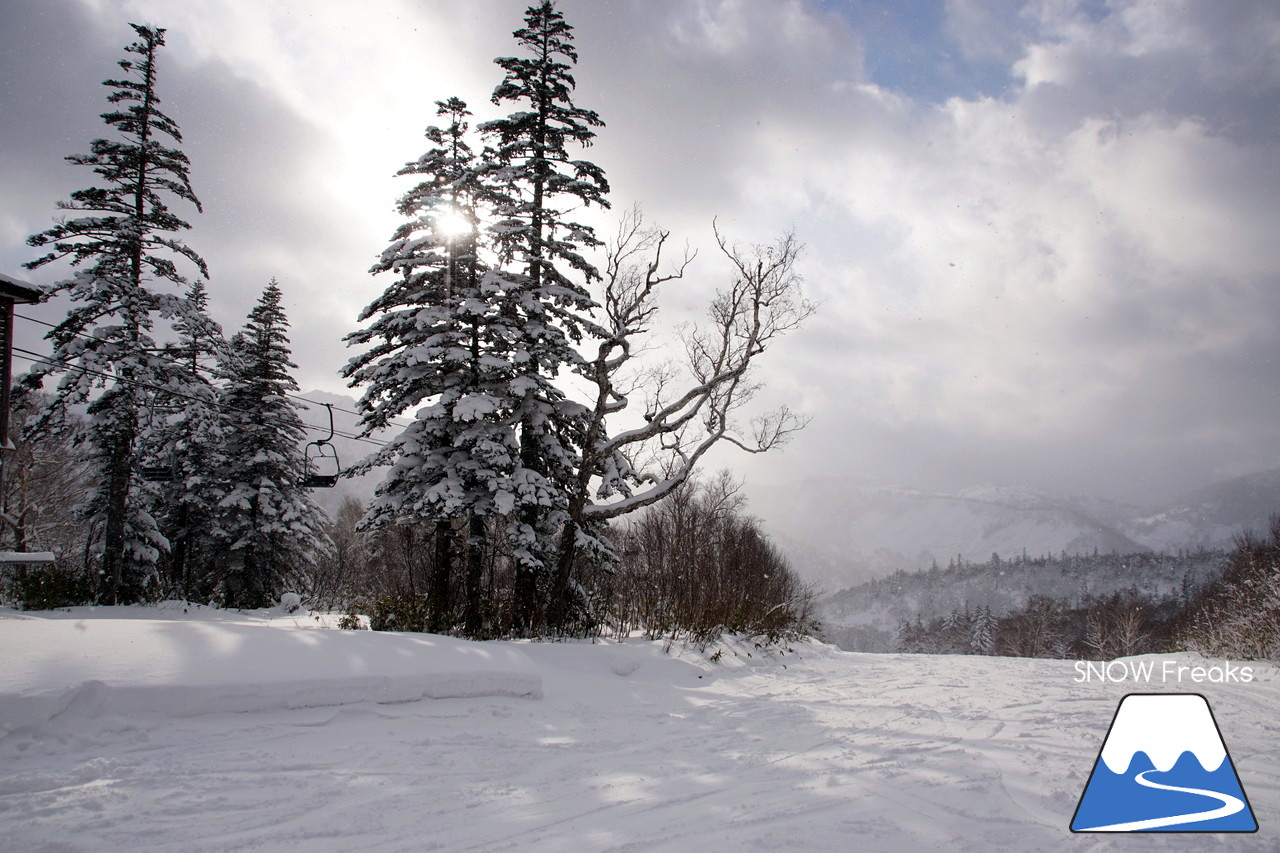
[139,396,180,482]
[302,403,341,489]
[138,461,177,483]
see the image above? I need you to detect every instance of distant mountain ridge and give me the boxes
[755,471,1280,590]
[1127,469,1280,552]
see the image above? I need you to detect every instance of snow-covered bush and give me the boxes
[337,613,364,630]
[369,593,430,634]
[1,560,94,611]
[1180,517,1280,662]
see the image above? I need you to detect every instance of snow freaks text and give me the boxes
[1074,660,1255,684]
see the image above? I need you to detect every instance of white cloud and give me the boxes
[665,0,1280,502]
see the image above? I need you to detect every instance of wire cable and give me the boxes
[13,311,416,431]
[11,347,391,450]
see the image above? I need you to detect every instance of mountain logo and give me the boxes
[1071,693,1258,833]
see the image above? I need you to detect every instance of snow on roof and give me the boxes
[0,273,42,304]
[0,551,55,564]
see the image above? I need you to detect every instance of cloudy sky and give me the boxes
[2,0,1278,512]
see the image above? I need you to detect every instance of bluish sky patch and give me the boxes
[815,0,1014,101]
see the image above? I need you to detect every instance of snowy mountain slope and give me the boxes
[1127,469,1280,553]
[0,607,1276,851]
[757,470,1280,589]
[814,547,1227,653]
[759,476,1147,587]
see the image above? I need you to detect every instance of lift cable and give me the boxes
[12,311,415,431]
[10,347,391,450]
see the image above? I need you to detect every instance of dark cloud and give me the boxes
[0,1,120,258]
[160,56,365,388]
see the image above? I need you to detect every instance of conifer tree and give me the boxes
[970,606,998,655]
[146,279,227,598]
[214,280,330,608]
[480,0,611,631]
[346,97,518,634]
[24,24,209,603]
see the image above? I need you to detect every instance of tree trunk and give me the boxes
[429,519,453,632]
[100,431,132,604]
[513,558,540,636]
[546,513,580,633]
[464,513,485,637]
[514,419,545,635]
[162,500,188,598]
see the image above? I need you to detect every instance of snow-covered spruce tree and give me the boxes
[345,97,518,635]
[970,606,997,655]
[23,24,210,604]
[480,0,610,633]
[214,280,331,608]
[144,279,228,598]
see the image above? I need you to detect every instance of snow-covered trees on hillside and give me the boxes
[827,549,1228,655]
[0,391,93,561]
[214,280,331,608]
[23,24,213,603]
[14,8,811,633]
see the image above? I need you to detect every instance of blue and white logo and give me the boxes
[1071,693,1257,833]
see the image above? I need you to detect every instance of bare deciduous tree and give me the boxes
[0,392,93,559]
[599,471,816,645]
[549,211,815,626]
[310,496,368,609]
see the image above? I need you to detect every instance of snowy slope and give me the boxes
[1,606,1277,851]
[761,476,1146,586]
[1127,469,1280,553]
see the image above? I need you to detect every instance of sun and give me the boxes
[436,208,472,239]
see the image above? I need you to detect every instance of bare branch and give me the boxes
[567,217,815,528]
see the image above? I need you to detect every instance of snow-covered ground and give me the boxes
[1,604,1277,851]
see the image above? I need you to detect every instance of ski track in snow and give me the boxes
[0,611,1277,851]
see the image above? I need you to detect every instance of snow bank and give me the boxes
[0,617,540,733]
